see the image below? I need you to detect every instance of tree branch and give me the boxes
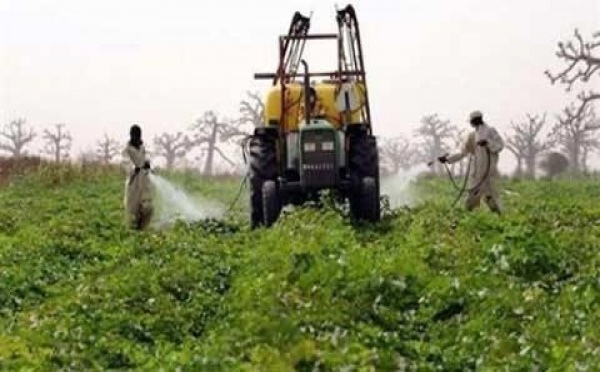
[546,29,600,90]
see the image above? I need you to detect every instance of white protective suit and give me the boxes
[447,122,504,213]
[122,143,154,229]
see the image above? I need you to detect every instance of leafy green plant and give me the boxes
[1,166,599,370]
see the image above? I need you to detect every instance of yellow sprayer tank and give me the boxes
[263,81,366,131]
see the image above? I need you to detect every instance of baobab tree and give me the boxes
[379,136,417,175]
[190,111,248,176]
[415,114,453,175]
[96,134,120,165]
[239,91,265,127]
[43,124,72,163]
[505,114,553,178]
[550,104,599,173]
[153,132,192,170]
[0,119,36,158]
[546,29,600,119]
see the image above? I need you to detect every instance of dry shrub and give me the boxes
[0,156,122,187]
[0,156,44,184]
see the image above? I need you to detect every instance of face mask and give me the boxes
[470,118,483,127]
[130,126,143,147]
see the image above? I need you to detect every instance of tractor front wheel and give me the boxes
[249,133,277,229]
[262,180,281,227]
[348,129,380,222]
[359,177,380,222]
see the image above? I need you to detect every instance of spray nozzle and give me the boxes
[427,153,449,167]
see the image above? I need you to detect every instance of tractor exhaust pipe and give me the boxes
[300,59,311,123]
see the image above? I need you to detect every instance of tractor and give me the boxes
[249,5,380,228]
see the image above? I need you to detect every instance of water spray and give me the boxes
[149,174,224,228]
[380,166,428,208]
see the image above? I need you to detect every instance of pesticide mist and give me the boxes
[149,174,223,227]
[380,166,428,208]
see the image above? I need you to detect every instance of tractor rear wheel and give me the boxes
[348,129,380,222]
[262,180,281,227]
[249,134,277,229]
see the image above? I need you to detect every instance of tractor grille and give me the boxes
[300,130,337,189]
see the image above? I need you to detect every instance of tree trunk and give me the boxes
[203,125,219,176]
[166,153,175,170]
[515,158,523,178]
[570,144,579,173]
[433,138,442,175]
[525,155,536,179]
[103,147,110,165]
[582,147,589,174]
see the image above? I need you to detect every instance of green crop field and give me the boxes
[1,165,599,370]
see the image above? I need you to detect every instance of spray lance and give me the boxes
[129,160,156,186]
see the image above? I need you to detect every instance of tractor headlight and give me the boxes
[321,141,334,151]
[303,142,316,152]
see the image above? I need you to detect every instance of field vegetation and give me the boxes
[0,161,599,370]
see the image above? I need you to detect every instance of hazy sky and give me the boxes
[1,0,598,170]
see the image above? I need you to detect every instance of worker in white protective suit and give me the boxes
[122,124,154,230]
[438,111,504,214]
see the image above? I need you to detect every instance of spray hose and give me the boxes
[440,146,492,208]
[224,135,253,215]
[227,138,493,213]
[226,174,249,214]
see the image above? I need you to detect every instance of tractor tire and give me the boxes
[249,134,277,229]
[262,180,281,227]
[348,129,380,222]
[358,177,380,222]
